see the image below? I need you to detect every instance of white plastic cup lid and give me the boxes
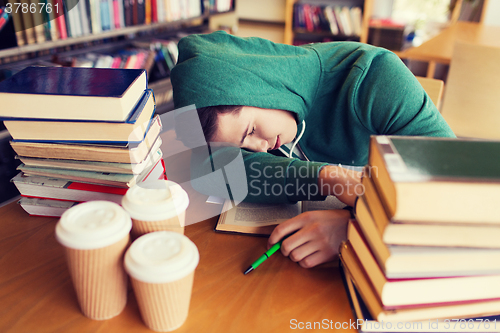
[55,201,132,250]
[124,231,199,284]
[121,180,189,222]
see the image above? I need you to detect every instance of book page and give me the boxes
[221,201,302,227]
[301,195,346,212]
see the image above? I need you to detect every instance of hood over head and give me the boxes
[171,31,322,124]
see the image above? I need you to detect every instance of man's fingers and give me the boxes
[299,251,334,269]
[267,213,309,248]
[287,241,318,262]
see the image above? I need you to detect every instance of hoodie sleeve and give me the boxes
[353,51,456,138]
[189,144,328,204]
[241,150,328,203]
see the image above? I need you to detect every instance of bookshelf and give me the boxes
[283,0,372,45]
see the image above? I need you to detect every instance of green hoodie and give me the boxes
[171,31,455,203]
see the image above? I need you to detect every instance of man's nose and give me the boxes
[248,137,268,152]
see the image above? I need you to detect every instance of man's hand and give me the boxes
[268,209,351,268]
[318,165,362,207]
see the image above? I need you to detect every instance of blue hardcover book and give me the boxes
[0,66,147,121]
[4,89,156,144]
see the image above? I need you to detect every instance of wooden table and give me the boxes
[0,201,357,333]
[398,21,500,78]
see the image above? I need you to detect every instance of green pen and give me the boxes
[244,240,284,275]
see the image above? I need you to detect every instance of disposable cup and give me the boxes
[55,201,132,320]
[121,180,189,236]
[124,231,199,332]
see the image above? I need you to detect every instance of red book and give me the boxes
[302,4,314,32]
[54,0,68,39]
[151,0,157,23]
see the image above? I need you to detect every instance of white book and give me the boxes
[340,6,353,36]
[117,0,125,28]
[156,0,165,22]
[69,4,83,37]
[188,0,201,17]
[324,6,339,35]
[78,0,91,35]
[350,6,362,36]
[89,0,102,34]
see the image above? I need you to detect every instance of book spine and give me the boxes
[136,0,144,24]
[113,0,120,28]
[45,0,59,40]
[117,0,125,27]
[150,0,157,22]
[99,0,110,30]
[84,0,94,33]
[8,0,27,46]
[78,0,91,35]
[53,0,67,39]
[62,0,72,37]
[144,0,150,24]
[123,0,132,25]
[20,0,37,44]
[107,0,115,29]
[88,0,101,33]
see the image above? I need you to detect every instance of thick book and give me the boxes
[368,135,500,224]
[17,156,165,188]
[12,172,126,204]
[343,238,500,309]
[215,196,346,236]
[9,116,162,163]
[350,211,500,279]
[18,197,79,217]
[360,171,500,249]
[354,197,500,279]
[0,66,147,121]
[4,89,155,143]
[339,254,500,330]
[17,145,162,175]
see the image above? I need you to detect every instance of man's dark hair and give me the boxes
[174,105,243,147]
[197,105,243,142]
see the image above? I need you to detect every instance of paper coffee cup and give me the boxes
[124,231,199,332]
[55,201,132,320]
[121,180,189,236]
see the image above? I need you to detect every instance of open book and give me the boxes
[215,196,346,236]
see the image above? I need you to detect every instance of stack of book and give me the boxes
[0,66,166,217]
[341,135,500,329]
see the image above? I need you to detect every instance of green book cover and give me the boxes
[375,136,500,182]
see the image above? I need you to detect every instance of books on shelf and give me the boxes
[1,0,210,49]
[0,66,147,122]
[368,136,500,224]
[341,135,500,324]
[4,89,155,143]
[293,3,362,37]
